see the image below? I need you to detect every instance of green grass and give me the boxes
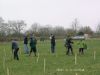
[0,39,100,75]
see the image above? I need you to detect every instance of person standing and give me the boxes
[78,40,87,55]
[12,39,19,60]
[29,35,37,56]
[50,34,56,53]
[65,37,74,55]
[24,35,29,54]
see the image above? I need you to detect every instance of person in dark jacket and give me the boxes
[29,35,37,56]
[50,34,56,53]
[12,39,19,60]
[65,37,74,55]
[24,35,29,54]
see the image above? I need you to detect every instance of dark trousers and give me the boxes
[79,48,84,54]
[51,44,55,53]
[14,48,19,60]
[30,47,37,56]
[66,46,73,55]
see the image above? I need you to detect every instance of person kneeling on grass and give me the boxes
[29,35,37,56]
[12,39,19,60]
[77,39,87,55]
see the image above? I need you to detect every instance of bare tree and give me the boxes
[96,23,100,34]
[8,20,26,35]
[0,17,4,23]
[71,18,79,34]
[30,23,40,33]
[78,26,93,35]
[53,26,66,36]
[66,28,75,36]
[0,17,4,31]
[0,17,9,36]
[38,25,52,36]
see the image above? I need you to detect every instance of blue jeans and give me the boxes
[24,44,29,54]
[51,44,55,53]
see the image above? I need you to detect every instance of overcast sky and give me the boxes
[0,0,100,30]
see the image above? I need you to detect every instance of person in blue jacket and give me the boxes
[12,39,19,60]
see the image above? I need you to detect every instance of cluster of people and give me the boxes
[24,34,37,56]
[11,34,87,61]
[12,34,37,60]
[64,36,87,55]
[49,34,87,55]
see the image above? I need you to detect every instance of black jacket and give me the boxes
[65,38,73,47]
[24,37,28,44]
[51,36,55,46]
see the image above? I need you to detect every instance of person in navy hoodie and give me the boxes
[12,39,19,60]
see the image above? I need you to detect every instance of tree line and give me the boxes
[0,17,100,41]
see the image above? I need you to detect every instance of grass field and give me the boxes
[0,39,100,75]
